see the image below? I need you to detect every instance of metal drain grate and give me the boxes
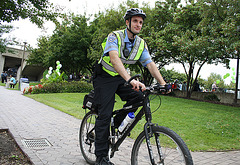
[21,139,52,149]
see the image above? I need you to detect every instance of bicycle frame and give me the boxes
[109,90,158,164]
[80,75,192,165]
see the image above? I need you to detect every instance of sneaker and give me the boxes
[95,156,114,165]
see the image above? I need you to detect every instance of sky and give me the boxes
[2,0,239,85]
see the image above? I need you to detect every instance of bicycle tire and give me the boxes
[131,126,193,165]
[79,111,97,165]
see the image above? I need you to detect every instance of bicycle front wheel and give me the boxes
[79,111,97,165]
[131,126,193,165]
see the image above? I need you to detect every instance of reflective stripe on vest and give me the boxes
[101,30,145,76]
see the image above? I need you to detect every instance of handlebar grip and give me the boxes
[124,74,142,87]
[153,84,172,91]
[165,84,172,90]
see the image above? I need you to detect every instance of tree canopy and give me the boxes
[0,0,58,27]
[0,0,60,53]
[12,0,240,98]
[149,0,239,97]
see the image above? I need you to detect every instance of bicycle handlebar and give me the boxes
[124,74,172,93]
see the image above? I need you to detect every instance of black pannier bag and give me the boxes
[82,90,96,111]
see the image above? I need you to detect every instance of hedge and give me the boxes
[32,81,93,94]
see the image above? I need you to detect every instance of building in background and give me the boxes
[0,47,45,82]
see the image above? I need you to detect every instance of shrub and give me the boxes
[31,81,93,94]
[204,94,220,102]
[23,84,43,94]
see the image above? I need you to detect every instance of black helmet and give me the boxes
[124,8,146,21]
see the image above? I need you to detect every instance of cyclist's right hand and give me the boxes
[130,79,146,92]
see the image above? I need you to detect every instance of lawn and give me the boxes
[0,82,19,90]
[26,93,240,152]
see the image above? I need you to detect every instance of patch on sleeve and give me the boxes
[107,33,117,42]
[145,42,149,51]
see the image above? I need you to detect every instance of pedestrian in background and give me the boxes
[1,71,5,83]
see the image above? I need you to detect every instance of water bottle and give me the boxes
[118,112,135,133]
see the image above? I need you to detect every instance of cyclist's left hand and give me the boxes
[130,79,146,92]
[159,84,172,94]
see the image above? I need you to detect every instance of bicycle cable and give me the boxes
[149,94,162,114]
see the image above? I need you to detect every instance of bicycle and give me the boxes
[79,74,193,165]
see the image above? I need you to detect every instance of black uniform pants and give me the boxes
[93,73,144,158]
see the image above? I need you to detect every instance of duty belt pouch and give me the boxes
[93,60,102,78]
[82,90,97,111]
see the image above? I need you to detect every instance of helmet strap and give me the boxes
[127,18,138,37]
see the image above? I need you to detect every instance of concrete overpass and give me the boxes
[0,47,45,81]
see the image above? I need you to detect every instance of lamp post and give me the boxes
[18,42,27,90]
[234,26,240,104]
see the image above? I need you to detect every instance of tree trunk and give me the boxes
[186,61,194,98]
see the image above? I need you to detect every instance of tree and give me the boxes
[0,0,58,27]
[0,0,60,54]
[160,68,187,83]
[27,36,52,66]
[198,0,240,57]
[226,81,236,90]
[205,73,225,90]
[154,1,233,98]
[0,25,16,53]
[28,13,93,76]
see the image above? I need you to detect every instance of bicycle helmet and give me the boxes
[124,8,146,36]
[124,8,146,21]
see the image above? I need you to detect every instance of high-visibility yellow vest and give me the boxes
[100,29,145,76]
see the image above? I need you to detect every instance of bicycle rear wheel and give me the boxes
[79,111,97,165]
[131,126,193,165]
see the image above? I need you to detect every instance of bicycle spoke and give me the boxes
[79,112,97,164]
[131,126,193,165]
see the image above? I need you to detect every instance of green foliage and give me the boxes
[27,36,51,66]
[204,94,220,102]
[32,81,93,94]
[225,81,236,90]
[152,0,238,97]
[26,0,239,99]
[41,69,67,84]
[205,73,225,90]
[198,0,240,57]
[0,25,17,53]
[29,14,93,75]
[0,0,59,55]
[160,68,187,82]
[0,0,58,28]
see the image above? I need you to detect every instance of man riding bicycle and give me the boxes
[93,8,167,165]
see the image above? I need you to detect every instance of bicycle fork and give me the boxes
[144,123,164,165]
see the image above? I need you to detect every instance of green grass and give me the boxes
[25,93,240,152]
[0,82,5,87]
[0,82,19,90]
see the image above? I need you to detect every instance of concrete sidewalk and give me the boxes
[0,86,239,165]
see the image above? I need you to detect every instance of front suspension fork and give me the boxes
[144,123,164,165]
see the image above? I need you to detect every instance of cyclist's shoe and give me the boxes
[95,156,114,165]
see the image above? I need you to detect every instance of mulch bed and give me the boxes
[0,130,32,165]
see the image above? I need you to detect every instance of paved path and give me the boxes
[0,86,239,165]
